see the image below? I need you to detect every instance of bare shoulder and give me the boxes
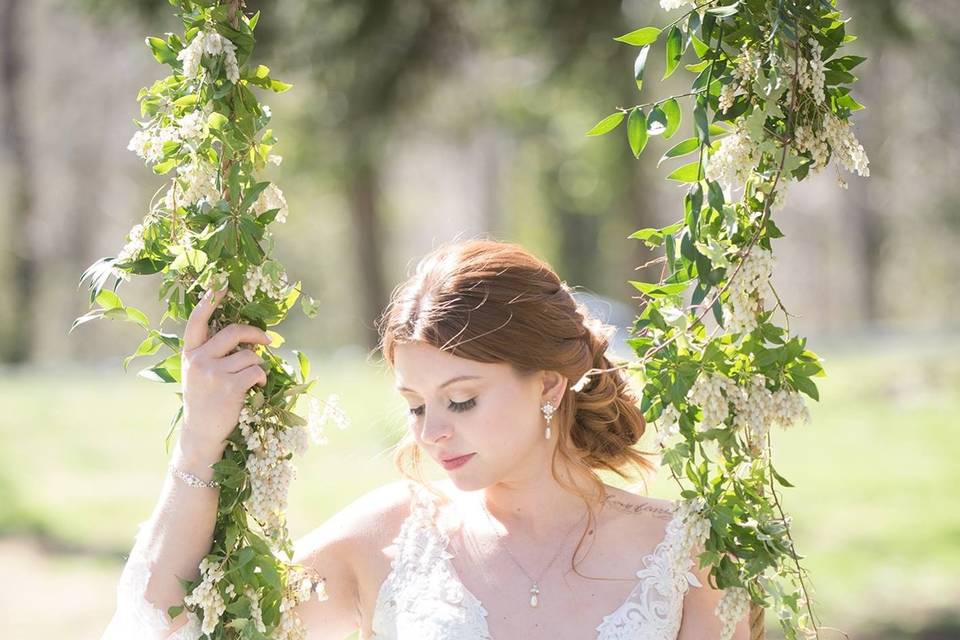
[601,485,678,522]
[293,479,416,561]
[288,480,418,638]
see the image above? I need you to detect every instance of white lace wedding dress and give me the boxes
[101,518,203,640]
[370,482,703,640]
[102,482,701,639]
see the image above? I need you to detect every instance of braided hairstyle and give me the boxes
[377,237,657,573]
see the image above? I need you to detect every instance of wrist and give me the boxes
[172,441,222,482]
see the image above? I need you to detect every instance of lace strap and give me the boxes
[101,519,203,640]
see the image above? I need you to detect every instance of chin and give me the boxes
[444,473,488,493]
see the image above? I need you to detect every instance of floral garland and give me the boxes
[74,1,347,637]
[586,1,868,638]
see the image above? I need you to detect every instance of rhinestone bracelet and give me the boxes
[168,462,221,489]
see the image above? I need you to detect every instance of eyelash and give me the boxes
[409,398,476,417]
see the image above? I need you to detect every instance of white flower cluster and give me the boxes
[823,112,870,177]
[729,374,811,456]
[163,156,220,211]
[794,113,869,179]
[183,557,231,636]
[705,126,762,191]
[243,260,290,301]
[679,370,811,456]
[722,247,775,335]
[654,404,681,448]
[127,103,213,166]
[659,0,695,9]
[715,586,752,640]
[177,29,240,84]
[307,394,351,445]
[252,183,289,223]
[127,125,181,164]
[117,223,146,263]
[719,48,761,113]
[687,371,741,430]
[244,586,268,634]
[671,496,712,573]
[238,395,347,543]
[271,566,326,640]
[176,109,208,144]
[800,38,826,105]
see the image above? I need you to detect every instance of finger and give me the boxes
[217,348,264,374]
[201,323,272,359]
[233,363,268,392]
[183,287,228,352]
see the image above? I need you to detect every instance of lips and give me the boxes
[440,453,474,463]
[439,452,476,470]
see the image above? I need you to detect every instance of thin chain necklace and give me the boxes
[477,495,608,608]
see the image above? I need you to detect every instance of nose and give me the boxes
[417,410,452,445]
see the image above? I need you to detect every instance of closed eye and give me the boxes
[409,398,476,416]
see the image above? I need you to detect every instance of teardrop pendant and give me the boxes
[544,426,551,440]
[529,583,540,607]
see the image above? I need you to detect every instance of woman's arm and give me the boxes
[678,559,751,640]
[290,480,415,640]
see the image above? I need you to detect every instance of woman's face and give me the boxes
[393,340,565,491]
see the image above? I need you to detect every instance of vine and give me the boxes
[73,1,345,637]
[586,1,867,638]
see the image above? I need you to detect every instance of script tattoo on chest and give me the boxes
[605,498,676,521]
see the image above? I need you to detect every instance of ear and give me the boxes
[539,370,568,407]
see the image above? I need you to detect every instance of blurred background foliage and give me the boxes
[0,0,957,637]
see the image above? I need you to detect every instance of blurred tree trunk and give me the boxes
[346,157,388,350]
[0,0,36,364]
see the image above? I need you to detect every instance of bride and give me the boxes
[103,238,750,639]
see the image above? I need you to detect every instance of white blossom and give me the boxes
[252,183,289,223]
[117,223,146,263]
[176,109,207,143]
[716,586,752,640]
[244,586,268,633]
[164,156,219,210]
[654,403,681,448]
[183,557,228,636]
[687,372,734,430]
[660,0,695,10]
[722,247,775,335]
[127,125,180,164]
[177,30,241,84]
[177,33,205,78]
[243,260,290,301]
[705,126,762,191]
[307,393,350,446]
[823,113,869,177]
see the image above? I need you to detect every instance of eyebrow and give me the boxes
[396,375,483,393]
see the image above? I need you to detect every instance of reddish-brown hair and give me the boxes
[376,237,656,575]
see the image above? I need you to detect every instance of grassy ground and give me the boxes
[1,333,958,639]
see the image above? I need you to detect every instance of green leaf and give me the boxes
[269,79,293,93]
[661,98,682,139]
[207,112,229,130]
[633,45,651,91]
[294,349,311,381]
[694,100,709,143]
[96,289,123,310]
[146,36,177,65]
[627,108,649,158]
[613,26,661,46]
[659,137,699,166]
[586,112,625,137]
[707,2,740,17]
[666,160,702,182]
[629,280,691,296]
[664,26,683,80]
[647,106,668,136]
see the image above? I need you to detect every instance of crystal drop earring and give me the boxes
[541,401,556,439]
